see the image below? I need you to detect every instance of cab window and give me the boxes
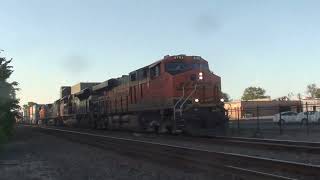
[130,72,137,81]
[138,68,148,80]
[150,64,160,78]
[165,62,209,75]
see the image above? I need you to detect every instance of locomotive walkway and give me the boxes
[34,126,320,180]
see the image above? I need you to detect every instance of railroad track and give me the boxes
[34,126,320,180]
[23,124,320,153]
[200,136,320,154]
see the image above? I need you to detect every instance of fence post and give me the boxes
[237,107,240,134]
[279,104,283,135]
[306,102,309,136]
[255,106,261,137]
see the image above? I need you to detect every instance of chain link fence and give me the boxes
[226,102,320,138]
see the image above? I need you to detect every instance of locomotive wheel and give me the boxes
[166,125,175,134]
[89,116,97,129]
[138,114,148,131]
[103,118,108,129]
[154,125,160,134]
[93,121,97,129]
[106,116,113,130]
[162,115,175,134]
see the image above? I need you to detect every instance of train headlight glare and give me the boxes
[195,98,199,103]
[220,98,225,102]
[199,72,203,80]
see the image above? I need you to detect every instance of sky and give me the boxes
[1,0,320,105]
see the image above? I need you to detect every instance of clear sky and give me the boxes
[1,0,320,105]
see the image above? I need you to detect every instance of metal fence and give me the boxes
[226,102,320,138]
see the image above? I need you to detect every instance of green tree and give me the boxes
[307,84,318,98]
[316,89,320,98]
[0,53,20,144]
[241,86,267,101]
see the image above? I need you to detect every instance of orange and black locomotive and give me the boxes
[40,55,228,135]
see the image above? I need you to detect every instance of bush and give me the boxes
[0,54,19,145]
[0,127,8,145]
[1,112,15,137]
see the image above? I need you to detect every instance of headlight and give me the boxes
[195,98,199,103]
[220,98,225,102]
[199,72,203,80]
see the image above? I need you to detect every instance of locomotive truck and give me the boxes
[39,55,228,135]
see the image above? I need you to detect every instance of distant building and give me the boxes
[22,102,41,124]
[22,105,30,123]
[225,99,302,120]
[301,98,320,112]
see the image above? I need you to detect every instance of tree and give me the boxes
[222,92,231,102]
[287,92,294,100]
[0,52,20,143]
[307,84,318,98]
[297,93,302,100]
[316,89,320,98]
[306,84,320,98]
[241,86,267,101]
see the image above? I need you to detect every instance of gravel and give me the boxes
[40,126,320,166]
[0,126,230,180]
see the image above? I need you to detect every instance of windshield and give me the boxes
[165,62,209,75]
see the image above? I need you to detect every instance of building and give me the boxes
[225,99,302,120]
[22,105,30,123]
[301,98,320,112]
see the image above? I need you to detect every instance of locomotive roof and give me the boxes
[92,75,128,92]
[74,88,91,99]
[92,80,113,92]
[92,55,209,92]
[129,55,207,74]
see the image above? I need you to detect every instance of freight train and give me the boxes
[32,55,228,135]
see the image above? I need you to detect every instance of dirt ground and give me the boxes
[0,126,226,180]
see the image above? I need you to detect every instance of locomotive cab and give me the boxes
[161,55,228,135]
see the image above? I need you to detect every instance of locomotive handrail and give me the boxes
[173,86,185,132]
[179,84,197,111]
[172,84,198,132]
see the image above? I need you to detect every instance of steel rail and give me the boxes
[35,126,320,180]
[213,136,320,147]
[206,136,320,153]
[23,124,320,154]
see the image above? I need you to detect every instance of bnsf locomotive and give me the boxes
[39,55,228,135]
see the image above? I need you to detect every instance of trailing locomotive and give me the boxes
[38,55,228,135]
